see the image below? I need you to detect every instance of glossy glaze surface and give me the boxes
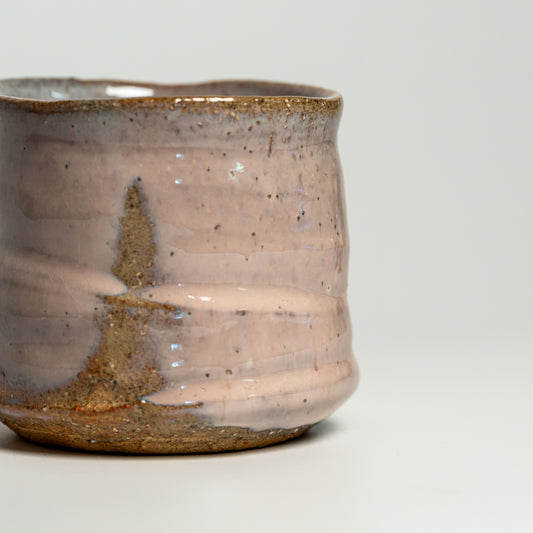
[0,79,358,452]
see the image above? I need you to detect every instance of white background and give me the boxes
[1,0,532,531]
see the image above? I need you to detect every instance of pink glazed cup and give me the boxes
[0,79,358,453]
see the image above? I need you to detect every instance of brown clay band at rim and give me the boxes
[0,78,342,116]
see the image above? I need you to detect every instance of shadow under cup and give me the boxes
[0,78,358,453]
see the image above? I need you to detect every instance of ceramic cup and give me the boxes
[0,78,359,453]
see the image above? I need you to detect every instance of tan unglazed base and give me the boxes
[0,402,313,454]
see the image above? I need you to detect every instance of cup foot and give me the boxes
[0,402,313,454]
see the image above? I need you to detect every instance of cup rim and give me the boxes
[0,78,342,115]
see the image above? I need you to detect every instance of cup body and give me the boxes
[0,79,358,452]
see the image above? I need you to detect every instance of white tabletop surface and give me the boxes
[1,335,531,532]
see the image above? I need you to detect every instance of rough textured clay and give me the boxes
[0,79,359,453]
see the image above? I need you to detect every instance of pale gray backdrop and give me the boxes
[0,0,531,531]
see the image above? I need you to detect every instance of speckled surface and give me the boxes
[0,79,358,453]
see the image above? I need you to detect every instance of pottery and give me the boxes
[0,78,359,453]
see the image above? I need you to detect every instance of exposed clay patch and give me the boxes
[0,402,313,454]
[0,182,167,410]
[0,181,313,452]
[67,181,167,410]
[112,182,156,289]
